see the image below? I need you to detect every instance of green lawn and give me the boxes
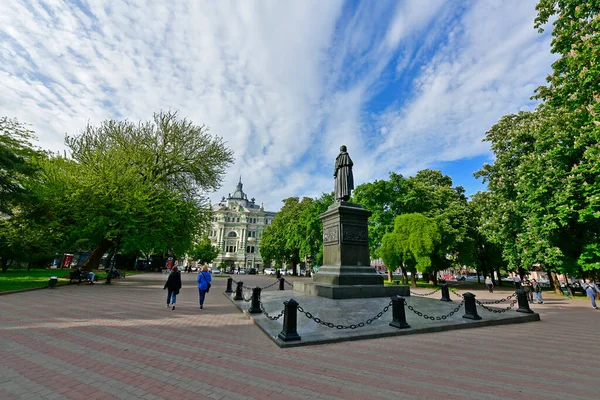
[0,269,141,292]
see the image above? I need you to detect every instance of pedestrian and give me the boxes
[531,279,543,304]
[163,266,181,310]
[522,278,534,303]
[197,264,212,309]
[484,276,494,293]
[582,279,600,309]
[513,274,521,290]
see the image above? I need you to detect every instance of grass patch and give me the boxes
[0,269,142,292]
[383,280,439,289]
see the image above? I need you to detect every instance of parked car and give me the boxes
[264,268,276,275]
[236,268,247,274]
[455,275,466,281]
[247,268,257,275]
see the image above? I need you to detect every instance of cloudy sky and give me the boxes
[1,0,555,211]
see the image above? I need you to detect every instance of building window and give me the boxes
[246,246,255,254]
[237,217,240,222]
[227,245,236,253]
[227,231,237,237]
[247,231,256,238]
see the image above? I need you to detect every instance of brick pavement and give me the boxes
[0,273,598,399]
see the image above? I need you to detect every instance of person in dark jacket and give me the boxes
[164,266,182,310]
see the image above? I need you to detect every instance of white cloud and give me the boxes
[0,0,556,211]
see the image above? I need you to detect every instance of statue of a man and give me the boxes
[334,145,354,201]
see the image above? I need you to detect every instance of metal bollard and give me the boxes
[440,284,451,302]
[279,277,285,291]
[278,299,301,341]
[515,289,534,313]
[234,281,244,301]
[248,287,262,314]
[462,292,482,320]
[389,296,410,329]
[225,277,233,293]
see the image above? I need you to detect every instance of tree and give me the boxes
[29,111,234,270]
[188,235,220,264]
[0,117,40,214]
[353,170,470,282]
[260,197,310,274]
[381,213,441,287]
[297,192,334,267]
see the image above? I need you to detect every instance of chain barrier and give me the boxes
[296,301,393,330]
[284,279,294,287]
[450,289,464,299]
[410,288,442,297]
[476,298,518,313]
[260,280,279,290]
[241,289,252,302]
[259,301,285,320]
[405,299,464,321]
[478,293,517,304]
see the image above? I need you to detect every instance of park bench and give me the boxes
[69,270,98,284]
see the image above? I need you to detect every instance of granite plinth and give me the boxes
[294,281,410,299]
[311,265,383,286]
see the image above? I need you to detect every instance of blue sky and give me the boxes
[0,0,555,211]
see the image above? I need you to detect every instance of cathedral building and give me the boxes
[209,178,276,271]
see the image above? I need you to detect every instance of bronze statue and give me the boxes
[334,145,354,201]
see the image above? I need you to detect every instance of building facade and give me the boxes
[209,178,276,271]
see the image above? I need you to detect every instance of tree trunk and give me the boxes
[495,266,502,287]
[0,258,8,273]
[411,274,417,288]
[81,237,114,269]
[401,266,408,285]
[547,268,562,295]
[387,269,392,282]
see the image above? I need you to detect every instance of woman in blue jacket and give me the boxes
[197,265,212,309]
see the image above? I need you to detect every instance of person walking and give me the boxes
[163,266,182,310]
[513,274,521,290]
[531,279,543,304]
[522,278,534,303]
[485,276,494,293]
[197,265,212,309]
[582,279,600,309]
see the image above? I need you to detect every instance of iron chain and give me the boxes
[476,298,518,313]
[410,288,442,297]
[479,293,517,304]
[405,299,464,320]
[259,301,285,320]
[296,301,393,330]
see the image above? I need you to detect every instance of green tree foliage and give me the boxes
[380,213,441,287]
[260,197,310,274]
[353,170,470,278]
[188,235,220,264]
[29,111,234,268]
[476,2,600,287]
[0,117,40,214]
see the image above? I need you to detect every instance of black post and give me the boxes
[278,299,301,341]
[234,281,244,301]
[389,296,410,329]
[440,284,451,302]
[248,287,262,314]
[279,277,285,291]
[225,277,233,293]
[462,292,482,320]
[515,289,534,313]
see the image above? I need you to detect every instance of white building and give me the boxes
[209,178,276,271]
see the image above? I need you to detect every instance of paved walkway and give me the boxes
[1,273,598,399]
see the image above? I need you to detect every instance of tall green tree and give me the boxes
[0,117,40,214]
[188,235,220,264]
[33,111,233,268]
[381,213,441,287]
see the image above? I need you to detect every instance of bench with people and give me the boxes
[69,268,97,285]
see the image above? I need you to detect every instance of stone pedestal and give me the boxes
[295,201,409,299]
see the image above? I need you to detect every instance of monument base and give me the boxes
[294,281,410,299]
